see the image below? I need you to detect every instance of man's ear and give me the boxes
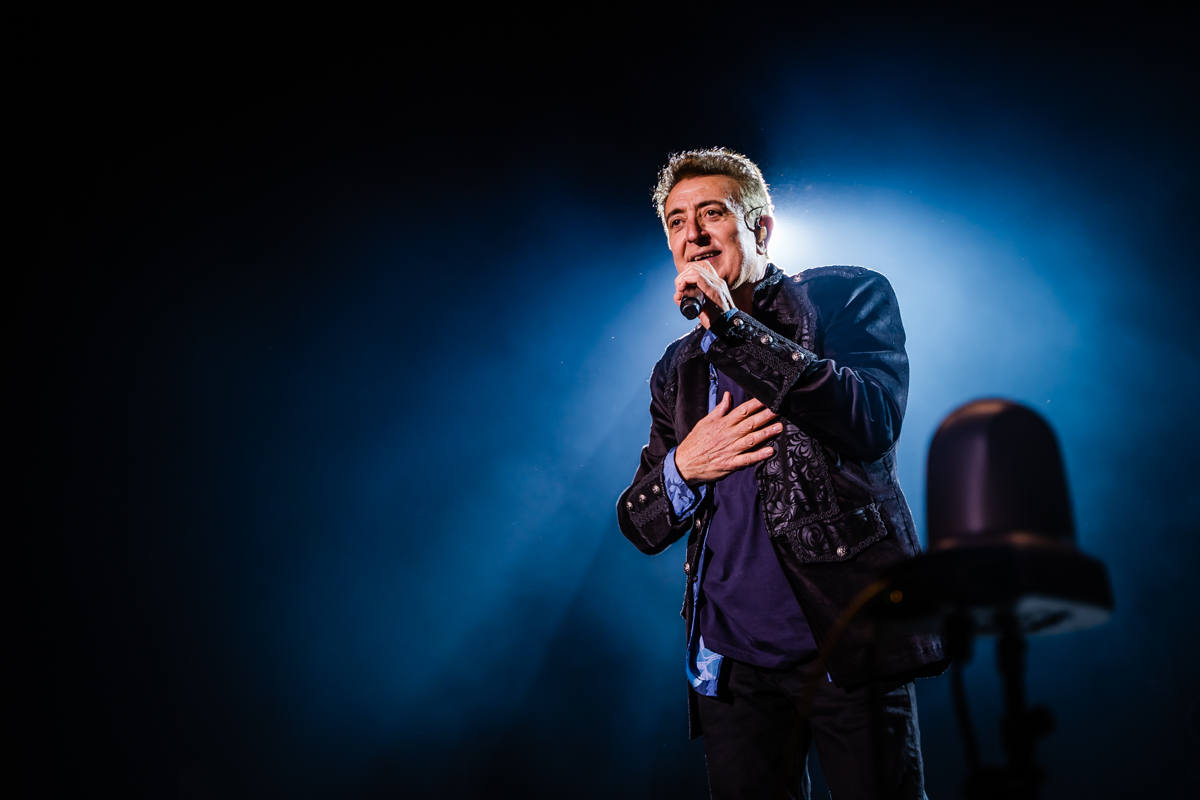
[755,215,775,252]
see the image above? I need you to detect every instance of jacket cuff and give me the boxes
[623,463,672,529]
[707,310,818,411]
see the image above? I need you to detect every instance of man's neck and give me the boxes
[731,260,769,313]
[732,282,756,313]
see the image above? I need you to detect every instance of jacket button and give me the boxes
[760,335,770,344]
[638,494,647,503]
[695,518,702,528]
[651,484,661,494]
[836,545,847,558]
[626,501,633,510]
[791,351,803,361]
[684,562,691,574]
[732,317,744,328]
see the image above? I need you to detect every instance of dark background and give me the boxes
[25,8,1200,798]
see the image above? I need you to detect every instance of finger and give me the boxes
[739,408,780,432]
[676,264,722,294]
[675,275,705,305]
[739,421,784,445]
[674,267,701,292]
[706,390,732,418]
[689,260,722,283]
[697,284,723,309]
[732,397,766,418]
[730,445,775,467]
[681,270,723,306]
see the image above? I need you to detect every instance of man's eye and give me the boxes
[668,218,684,228]
[705,208,724,217]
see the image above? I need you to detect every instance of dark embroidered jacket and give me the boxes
[617,264,945,730]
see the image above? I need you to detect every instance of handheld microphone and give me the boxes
[680,293,703,320]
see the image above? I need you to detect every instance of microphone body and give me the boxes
[680,294,704,320]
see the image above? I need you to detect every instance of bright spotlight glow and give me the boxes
[766,213,816,269]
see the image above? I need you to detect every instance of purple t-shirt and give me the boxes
[696,364,816,668]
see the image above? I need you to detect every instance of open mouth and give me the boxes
[690,251,721,262]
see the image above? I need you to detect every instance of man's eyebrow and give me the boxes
[665,199,729,219]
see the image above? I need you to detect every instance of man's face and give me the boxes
[663,174,764,289]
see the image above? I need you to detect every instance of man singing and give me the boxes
[616,148,945,799]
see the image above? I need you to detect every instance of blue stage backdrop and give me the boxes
[38,11,1198,798]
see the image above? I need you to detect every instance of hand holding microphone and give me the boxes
[674,262,736,329]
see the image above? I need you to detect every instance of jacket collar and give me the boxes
[677,263,784,362]
[753,262,785,297]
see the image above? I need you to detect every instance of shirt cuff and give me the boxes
[664,446,705,519]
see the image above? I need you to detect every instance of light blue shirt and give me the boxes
[664,330,724,696]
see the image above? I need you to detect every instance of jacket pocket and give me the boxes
[773,503,887,564]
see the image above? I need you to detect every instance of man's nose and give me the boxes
[685,215,708,242]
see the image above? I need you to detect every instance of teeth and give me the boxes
[691,252,718,261]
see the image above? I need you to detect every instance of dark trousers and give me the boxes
[695,658,927,800]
